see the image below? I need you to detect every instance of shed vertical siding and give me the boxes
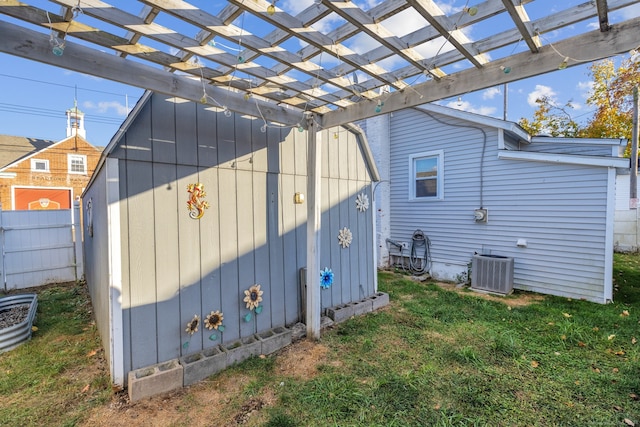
[83,165,110,368]
[91,93,375,384]
[388,108,610,302]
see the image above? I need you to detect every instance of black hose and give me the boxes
[409,229,431,274]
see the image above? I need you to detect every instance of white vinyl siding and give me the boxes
[386,108,611,303]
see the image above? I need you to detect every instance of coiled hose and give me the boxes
[409,229,431,274]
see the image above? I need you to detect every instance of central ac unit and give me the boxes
[471,254,514,295]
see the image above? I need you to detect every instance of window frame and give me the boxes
[67,154,87,175]
[408,150,444,201]
[30,158,50,172]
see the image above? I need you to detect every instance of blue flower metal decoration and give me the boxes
[320,267,334,289]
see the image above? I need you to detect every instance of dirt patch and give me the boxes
[275,338,329,379]
[80,339,330,427]
[429,281,545,308]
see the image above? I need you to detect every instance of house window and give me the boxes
[31,159,49,172]
[409,150,444,200]
[68,154,87,174]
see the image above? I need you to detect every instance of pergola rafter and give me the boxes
[0,0,638,128]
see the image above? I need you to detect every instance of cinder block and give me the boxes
[326,304,355,323]
[369,292,390,311]
[128,359,183,402]
[180,345,227,386]
[223,335,262,366]
[349,299,373,316]
[257,327,292,355]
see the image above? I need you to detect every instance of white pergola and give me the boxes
[2,0,639,338]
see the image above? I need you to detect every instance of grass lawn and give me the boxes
[1,253,640,426]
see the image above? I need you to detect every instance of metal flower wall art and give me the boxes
[243,284,264,322]
[204,310,224,330]
[355,193,369,212]
[244,284,263,310]
[185,314,200,335]
[338,227,353,248]
[186,182,210,219]
[320,267,334,289]
[183,314,200,350]
[204,310,225,341]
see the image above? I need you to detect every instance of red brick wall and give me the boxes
[0,136,101,210]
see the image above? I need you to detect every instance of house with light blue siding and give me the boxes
[82,91,380,392]
[365,104,627,304]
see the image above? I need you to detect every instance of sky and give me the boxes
[1,0,639,149]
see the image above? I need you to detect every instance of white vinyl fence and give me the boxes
[0,203,83,291]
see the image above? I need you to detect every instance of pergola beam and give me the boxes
[320,15,640,128]
[0,20,303,127]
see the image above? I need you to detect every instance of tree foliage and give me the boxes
[518,56,639,154]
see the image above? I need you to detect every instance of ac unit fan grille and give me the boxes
[471,255,514,295]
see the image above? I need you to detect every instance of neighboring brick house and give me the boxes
[0,105,101,210]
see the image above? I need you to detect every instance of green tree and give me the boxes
[581,57,639,144]
[518,56,640,153]
[518,96,580,137]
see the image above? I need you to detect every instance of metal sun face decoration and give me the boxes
[187,183,210,219]
[355,193,369,212]
[337,227,353,248]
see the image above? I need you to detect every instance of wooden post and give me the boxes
[306,115,322,340]
[631,86,638,208]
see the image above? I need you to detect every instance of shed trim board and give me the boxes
[106,157,124,386]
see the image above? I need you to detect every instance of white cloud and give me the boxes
[617,4,640,20]
[83,100,129,116]
[444,99,496,116]
[577,80,594,99]
[482,87,501,100]
[527,84,556,107]
[281,0,314,15]
[586,22,599,30]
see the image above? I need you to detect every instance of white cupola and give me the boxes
[66,101,86,139]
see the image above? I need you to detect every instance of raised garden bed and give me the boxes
[0,294,38,353]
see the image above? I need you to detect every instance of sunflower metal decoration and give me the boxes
[338,227,353,248]
[204,310,224,330]
[243,284,263,311]
[185,314,200,335]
